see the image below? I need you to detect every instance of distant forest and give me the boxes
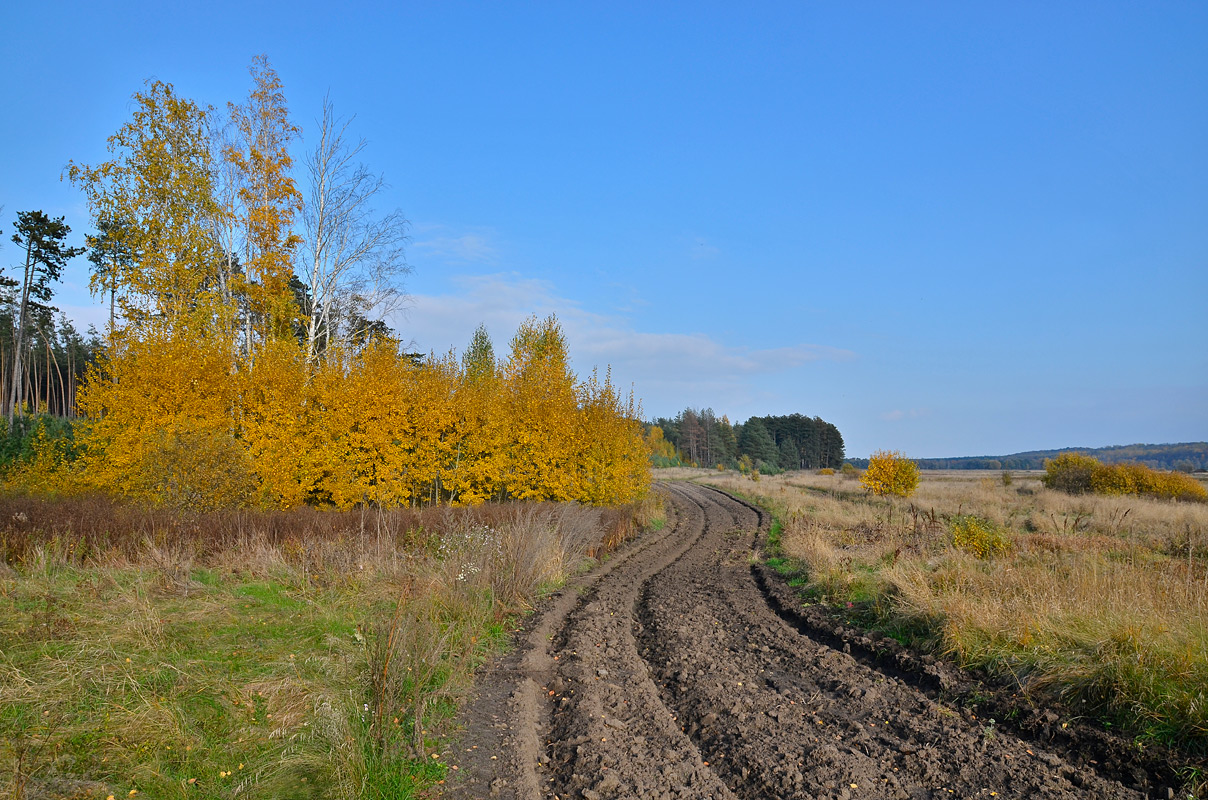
[649,409,845,473]
[848,443,1208,472]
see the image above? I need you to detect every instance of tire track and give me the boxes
[637,485,1171,799]
[449,483,1181,800]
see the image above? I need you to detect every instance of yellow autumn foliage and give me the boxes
[38,70,650,512]
[75,326,247,509]
[859,450,920,498]
[28,313,649,511]
[1043,452,1206,502]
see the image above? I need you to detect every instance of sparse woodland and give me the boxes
[2,58,649,511]
[0,58,653,799]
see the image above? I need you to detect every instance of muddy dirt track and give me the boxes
[445,482,1186,799]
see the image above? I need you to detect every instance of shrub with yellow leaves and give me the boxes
[950,514,1012,558]
[859,450,919,498]
[1045,453,1206,503]
[11,313,650,510]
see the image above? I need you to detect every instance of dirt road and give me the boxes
[446,483,1182,799]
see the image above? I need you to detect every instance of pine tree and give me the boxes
[7,211,84,422]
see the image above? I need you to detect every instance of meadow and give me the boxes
[0,494,659,799]
[693,467,1208,759]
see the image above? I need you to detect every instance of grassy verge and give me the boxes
[703,469,1208,759]
[0,493,661,799]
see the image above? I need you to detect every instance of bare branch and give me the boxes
[299,96,410,362]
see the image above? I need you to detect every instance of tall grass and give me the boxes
[0,493,655,799]
[701,469,1208,755]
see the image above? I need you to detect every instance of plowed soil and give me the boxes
[444,483,1187,799]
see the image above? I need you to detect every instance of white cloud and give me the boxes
[392,273,855,418]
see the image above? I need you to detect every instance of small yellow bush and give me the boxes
[1150,470,1207,502]
[817,467,835,476]
[950,515,1012,558]
[860,450,919,497]
[1042,452,1099,494]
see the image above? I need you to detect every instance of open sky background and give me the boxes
[3,1,1205,458]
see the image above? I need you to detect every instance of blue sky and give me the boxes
[2,2,1205,458]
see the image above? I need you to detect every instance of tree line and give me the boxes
[3,57,650,510]
[649,409,845,473]
[1,211,104,422]
[895,442,1208,472]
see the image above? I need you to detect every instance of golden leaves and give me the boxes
[59,314,649,511]
[860,450,920,498]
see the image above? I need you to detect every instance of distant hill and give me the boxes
[851,443,1208,471]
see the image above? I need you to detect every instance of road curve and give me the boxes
[445,482,1180,800]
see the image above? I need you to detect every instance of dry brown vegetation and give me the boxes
[696,468,1208,756]
[0,493,662,799]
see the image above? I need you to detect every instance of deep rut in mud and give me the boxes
[446,483,1185,800]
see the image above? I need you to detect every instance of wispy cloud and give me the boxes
[393,273,855,417]
[409,223,499,264]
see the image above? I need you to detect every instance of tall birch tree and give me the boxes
[68,80,225,333]
[224,55,303,348]
[298,97,409,364]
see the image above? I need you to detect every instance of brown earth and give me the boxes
[443,482,1188,800]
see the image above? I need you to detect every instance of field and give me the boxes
[698,468,1208,759]
[4,471,1205,799]
[0,495,653,800]
[444,481,1197,799]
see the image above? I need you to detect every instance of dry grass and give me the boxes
[702,469,1208,754]
[0,494,653,799]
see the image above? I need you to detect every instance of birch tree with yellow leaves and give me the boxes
[42,63,651,511]
[502,316,580,502]
[68,80,226,333]
[222,55,304,348]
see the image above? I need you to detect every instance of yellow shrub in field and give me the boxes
[860,450,919,497]
[1092,461,1207,502]
[950,515,1011,558]
[1149,470,1207,502]
[1042,452,1100,494]
[1044,453,1206,502]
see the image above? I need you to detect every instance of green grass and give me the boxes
[0,496,654,799]
[0,561,500,799]
[2,568,364,798]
